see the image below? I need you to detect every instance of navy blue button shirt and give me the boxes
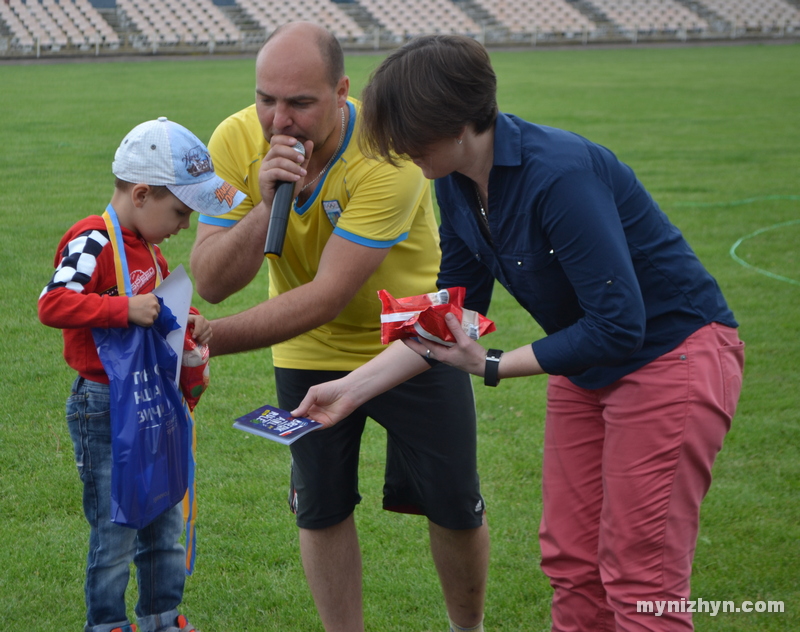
[436,113,737,389]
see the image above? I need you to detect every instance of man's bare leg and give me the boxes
[429,517,490,629]
[299,513,364,632]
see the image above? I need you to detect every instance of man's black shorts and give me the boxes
[275,363,485,531]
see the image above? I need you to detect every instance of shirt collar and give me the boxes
[492,112,522,168]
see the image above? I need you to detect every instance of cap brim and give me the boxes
[167,175,246,217]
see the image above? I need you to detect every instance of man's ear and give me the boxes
[336,75,350,108]
[131,183,151,208]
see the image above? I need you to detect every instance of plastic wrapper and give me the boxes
[180,327,210,412]
[378,287,496,346]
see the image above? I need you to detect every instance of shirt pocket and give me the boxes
[498,249,582,330]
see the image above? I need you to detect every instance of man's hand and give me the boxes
[259,135,312,205]
[127,294,160,327]
[191,135,315,305]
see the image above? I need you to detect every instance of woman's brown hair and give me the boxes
[359,35,498,165]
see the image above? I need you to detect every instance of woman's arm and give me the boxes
[404,312,545,380]
[291,341,431,427]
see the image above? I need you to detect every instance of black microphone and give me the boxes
[264,141,306,259]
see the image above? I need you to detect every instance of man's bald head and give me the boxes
[258,22,345,88]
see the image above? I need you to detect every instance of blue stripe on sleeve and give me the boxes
[198,215,239,227]
[333,227,409,248]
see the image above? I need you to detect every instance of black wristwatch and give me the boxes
[484,349,504,387]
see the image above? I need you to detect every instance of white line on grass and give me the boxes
[729,219,800,287]
[672,195,800,287]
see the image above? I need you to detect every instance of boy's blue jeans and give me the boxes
[67,377,186,632]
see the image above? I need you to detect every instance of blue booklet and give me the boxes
[233,404,323,445]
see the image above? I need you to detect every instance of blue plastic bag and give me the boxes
[93,299,190,529]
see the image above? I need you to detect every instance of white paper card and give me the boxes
[153,264,193,386]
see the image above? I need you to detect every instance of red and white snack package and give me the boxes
[378,287,496,346]
[180,327,210,412]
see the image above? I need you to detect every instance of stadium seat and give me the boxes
[585,0,707,33]
[357,0,481,39]
[475,0,595,36]
[235,0,364,40]
[116,0,242,47]
[698,0,800,32]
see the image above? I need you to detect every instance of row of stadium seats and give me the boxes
[116,0,240,45]
[587,0,709,33]
[2,0,799,52]
[2,0,118,49]
[701,0,800,30]
[358,0,480,38]
[475,0,595,36]
[237,0,364,40]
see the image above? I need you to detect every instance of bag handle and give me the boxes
[102,204,162,296]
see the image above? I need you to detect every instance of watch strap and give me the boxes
[484,349,503,387]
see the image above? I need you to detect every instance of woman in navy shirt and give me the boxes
[294,35,744,632]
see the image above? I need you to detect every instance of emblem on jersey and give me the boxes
[323,200,343,226]
[130,267,156,295]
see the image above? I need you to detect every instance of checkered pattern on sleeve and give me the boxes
[39,228,110,298]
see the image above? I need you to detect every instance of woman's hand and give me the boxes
[290,380,359,428]
[403,312,488,376]
[292,341,435,427]
[291,378,360,429]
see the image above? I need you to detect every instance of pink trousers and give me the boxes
[539,323,744,631]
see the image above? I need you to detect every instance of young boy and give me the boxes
[38,117,244,632]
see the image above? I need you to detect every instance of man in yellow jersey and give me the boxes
[190,21,489,632]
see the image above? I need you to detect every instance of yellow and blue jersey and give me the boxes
[202,99,442,370]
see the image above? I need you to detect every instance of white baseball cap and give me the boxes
[112,116,245,216]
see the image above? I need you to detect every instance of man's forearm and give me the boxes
[207,282,341,356]
[204,233,391,356]
[190,204,271,303]
[207,313,274,356]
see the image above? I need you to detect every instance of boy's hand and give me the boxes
[128,294,160,326]
[188,314,212,346]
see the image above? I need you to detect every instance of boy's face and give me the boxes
[135,188,194,244]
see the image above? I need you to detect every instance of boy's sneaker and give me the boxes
[162,615,196,632]
[111,626,137,632]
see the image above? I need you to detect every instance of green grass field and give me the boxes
[1,42,798,631]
